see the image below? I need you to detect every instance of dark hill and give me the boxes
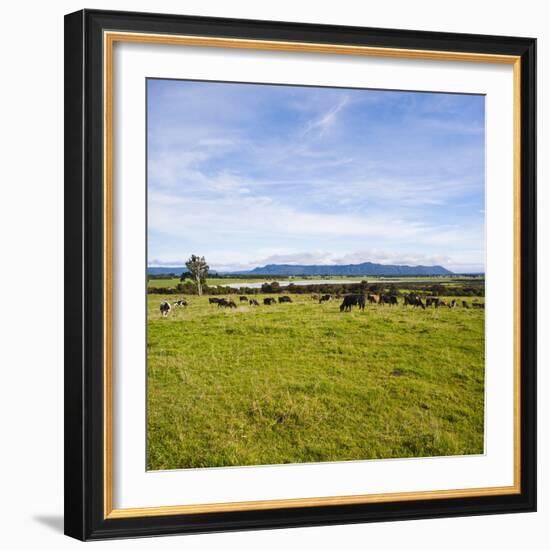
[230,262,454,276]
[147,262,454,277]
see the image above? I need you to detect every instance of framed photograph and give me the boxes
[64,9,536,540]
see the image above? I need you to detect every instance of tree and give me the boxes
[185,255,209,296]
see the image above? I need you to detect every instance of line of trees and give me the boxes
[148,281,484,298]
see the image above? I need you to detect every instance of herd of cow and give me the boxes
[333,293,484,312]
[158,293,484,317]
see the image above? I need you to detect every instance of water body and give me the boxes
[223,279,443,289]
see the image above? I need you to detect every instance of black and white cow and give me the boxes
[404,294,425,309]
[160,301,171,317]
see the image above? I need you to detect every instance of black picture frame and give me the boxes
[64,8,536,541]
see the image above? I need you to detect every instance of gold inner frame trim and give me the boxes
[103,30,522,520]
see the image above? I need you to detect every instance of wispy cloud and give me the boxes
[302,95,349,137]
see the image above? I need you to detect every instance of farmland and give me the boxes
[146,274,481,289]
[147,291,485,471]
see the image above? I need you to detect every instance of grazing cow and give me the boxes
[472,302,485,309]
[209,297,221,304]
[462,300,470,309]
[218,299,237,309]
[159,301,171,317]
[367,293,380,304]
[379,294,397,306]
[425,297,435,307]
[450,299,457,308]
[413,295,426,309]
[239,296,248,302]
[340,294,366,312]
[319,294,332,304]
[173,299,188,308]
[264,297,277,305]
[437,299,448,308]
[249,299,260,306]
[404,294,425,309]
[278,296,293,303]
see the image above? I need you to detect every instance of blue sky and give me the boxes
[147,79,485,273]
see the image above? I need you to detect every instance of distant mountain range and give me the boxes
[148,262,454,277]
[147,266,193,276]
[231,262,454,276]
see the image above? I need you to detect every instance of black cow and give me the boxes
[159,301,171,317]
[379,294,397,306]
[319,294,332,303]
[264,298,276,305]
[340,294,366,312]
[472,302,485,309]
[462,300,470,309]
[217,299,237,309]
[278,296,293,303]
[249,299,260,306]
[404,294,425,309]
[239,296,248,302]
[209,297,221,304]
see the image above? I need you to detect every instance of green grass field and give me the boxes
[147,293,485,470]
[147,277,271,288]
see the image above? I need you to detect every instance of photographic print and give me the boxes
[65,11,536,539]
[146,79,486,471]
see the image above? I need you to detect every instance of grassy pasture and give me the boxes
[147,277,270,288]
[147,293,485,470]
